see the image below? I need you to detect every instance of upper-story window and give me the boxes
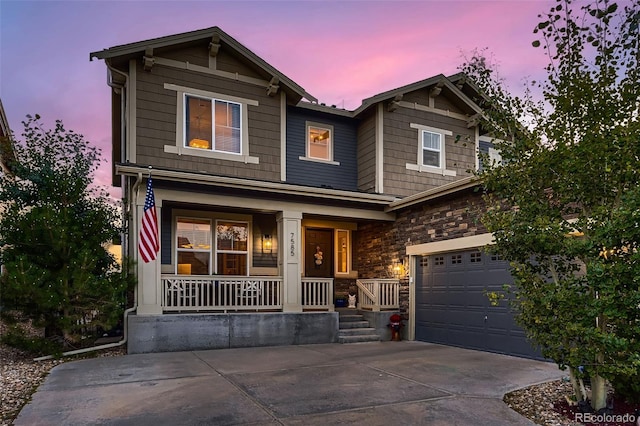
[478,135,503,171]
[308,124,332,160]
[406,123,456,177]
[164,83,259,164]
[299,122,339,165]
[186,95,241,154]
[421,130,442,168]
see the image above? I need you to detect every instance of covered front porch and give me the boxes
[125,169,402,353]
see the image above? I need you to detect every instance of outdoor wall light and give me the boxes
[392,258,408,278]
[262,234,272,253]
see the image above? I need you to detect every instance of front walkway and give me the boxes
[15,342,562,425]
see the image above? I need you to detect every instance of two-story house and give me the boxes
[91,27,540,359]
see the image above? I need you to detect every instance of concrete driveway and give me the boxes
[15,341,562,425]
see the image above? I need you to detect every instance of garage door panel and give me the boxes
[416,250,543,360]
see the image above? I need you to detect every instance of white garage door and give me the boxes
[415,249,543,360]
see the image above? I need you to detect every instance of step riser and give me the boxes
[338,321,370,329]
[339,315,364,322]
[338,328,377,336]
[338,336,381,343]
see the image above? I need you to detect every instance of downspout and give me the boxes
[34,173,143,362]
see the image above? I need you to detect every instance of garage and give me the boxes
[415,249,543,360]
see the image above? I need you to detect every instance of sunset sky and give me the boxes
[1,0,561,195]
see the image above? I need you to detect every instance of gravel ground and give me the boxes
[0,319,126,426]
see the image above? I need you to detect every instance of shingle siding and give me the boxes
[381,90,476,198]
[134,59,282,181]
[357,111,377,193]
[285,107,358,191]
[159,44,209,67]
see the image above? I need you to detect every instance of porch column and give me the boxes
[136,197,162,315]
[277,210,303,312]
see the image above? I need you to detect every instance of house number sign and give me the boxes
[290,232,295,257]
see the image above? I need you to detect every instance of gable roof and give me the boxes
[353,73,483,117]
[90,26,317,104]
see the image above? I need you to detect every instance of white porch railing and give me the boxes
[162,275,282,312]
[301,278,334,311]
[356,279,400,311]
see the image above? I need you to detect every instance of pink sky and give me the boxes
[1,0,558,197]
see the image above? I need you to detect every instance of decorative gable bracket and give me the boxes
[387,94,403,112]
[209,34,221,57]
[143,48,155,71]
[267,76,280,97]
[467,113,482,128]
[429,81,445,98]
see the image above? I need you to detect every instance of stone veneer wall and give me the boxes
[334,278,357,300]
[355,187,489,317]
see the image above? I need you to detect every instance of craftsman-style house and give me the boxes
[91,27,539,359]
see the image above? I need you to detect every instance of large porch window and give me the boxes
[176,218,212,275]
[216,221,249,275]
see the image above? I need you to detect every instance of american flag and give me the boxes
[139,177,159,263]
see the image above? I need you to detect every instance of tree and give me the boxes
[461,0,640,411]
[0,115,133,346]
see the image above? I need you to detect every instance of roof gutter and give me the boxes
[386,176,481,212]
[116,164,399,206]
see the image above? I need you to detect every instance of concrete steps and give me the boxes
[337,309,380,344]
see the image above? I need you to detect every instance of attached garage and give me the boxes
[414,248,543,360]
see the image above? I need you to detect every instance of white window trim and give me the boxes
[299,121,340,165]
[406,123,456,177]
[164,83,260,164]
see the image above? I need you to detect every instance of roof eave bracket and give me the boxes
[143,48,155,71]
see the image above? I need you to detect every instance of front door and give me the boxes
[305,228,333,278]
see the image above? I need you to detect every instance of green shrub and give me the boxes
[0,325,64,357]
[611,374,640,403]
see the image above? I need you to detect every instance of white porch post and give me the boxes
[135,196,162,315]
[277,210,302,312]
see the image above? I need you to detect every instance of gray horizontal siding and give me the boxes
[286,107,358,191]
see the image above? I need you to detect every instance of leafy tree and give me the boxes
[0,115,133,347]
[461,0,640,411]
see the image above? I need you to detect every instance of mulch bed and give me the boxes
[554,394,640,426]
